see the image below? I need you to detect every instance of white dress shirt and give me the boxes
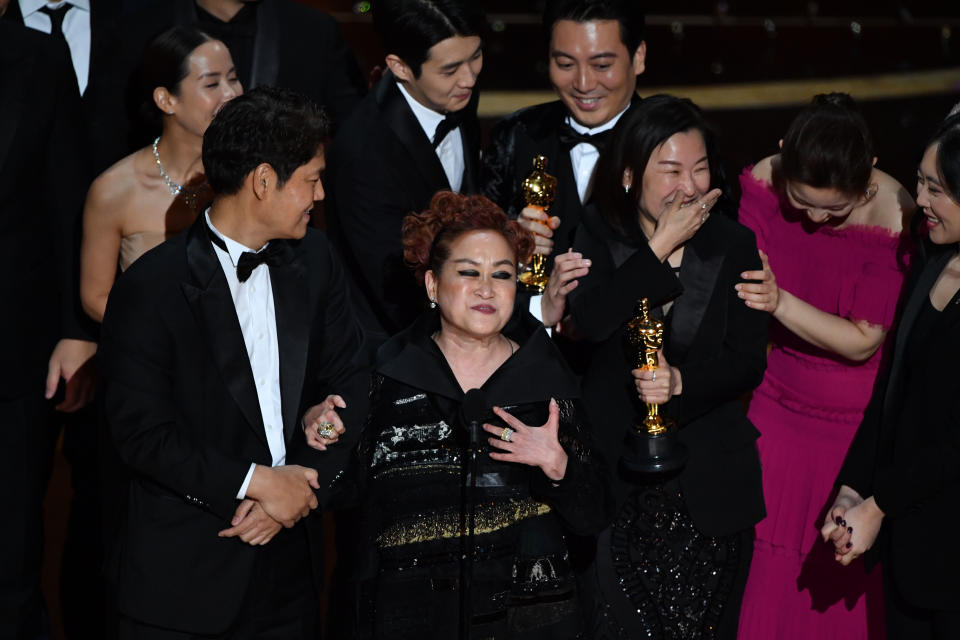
[566,105,630,203]
[396,82,465,193]
[205,211,285,499]
[20,0,91,95]
[529,104,631,329]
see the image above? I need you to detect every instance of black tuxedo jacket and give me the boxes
[326,73,481,343]
[94,0,364,168]
[0,22,93,399]
[482,98,640,266]
[569,205,769,536]
[838,245,960,610]
[99,218,369,633]
[2,0,124,175]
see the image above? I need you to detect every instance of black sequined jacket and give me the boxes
[350,309,612,632]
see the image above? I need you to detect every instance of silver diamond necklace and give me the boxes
[153,136,200,208]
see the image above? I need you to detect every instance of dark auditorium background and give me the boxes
[38,1,959,638]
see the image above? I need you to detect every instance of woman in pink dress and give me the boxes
[735,93,913,639]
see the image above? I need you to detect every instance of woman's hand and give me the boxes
[648,188,722,261]
[632,350,682,404]
[303,394,347,451]
[827,495,884,566]
[541,249,591,327]
[821,485,862,552]
[736,250,780,313]
[518,206,561,256]
[484,398,568,482]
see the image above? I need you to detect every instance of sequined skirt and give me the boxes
[582,485,744,640]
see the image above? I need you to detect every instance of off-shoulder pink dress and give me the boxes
[736,169,909,639]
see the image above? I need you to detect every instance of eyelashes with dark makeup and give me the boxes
[456,270,514,280]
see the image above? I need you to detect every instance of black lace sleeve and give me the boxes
[531,398,614,536]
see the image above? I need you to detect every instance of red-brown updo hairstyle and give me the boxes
[402,191,535,285]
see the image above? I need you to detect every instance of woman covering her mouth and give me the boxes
[568,94,769,638]
[317,191,611,639]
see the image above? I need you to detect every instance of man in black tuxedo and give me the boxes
[0,10,98,639]
[482,0,646,278]
[325,0,485,345]
[96,0,365,170]
[2,0,125,174]
[100,86,368,638]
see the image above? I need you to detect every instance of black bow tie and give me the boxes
[207,225,291,282]
[558,123,611,152]
[433,112,462,148]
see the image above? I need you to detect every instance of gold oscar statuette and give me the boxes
[624,298,673,436]
[621,298,687,474]
[517,155,557,294]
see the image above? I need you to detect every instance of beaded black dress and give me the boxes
[346,311,611,640]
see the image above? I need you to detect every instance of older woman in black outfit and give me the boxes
[822,113,960,639]
[567,95,769,639]
[327,192,611,639]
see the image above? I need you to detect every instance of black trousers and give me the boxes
[884,562,960,640]
[117,525,317,640]
[0,390,59,640]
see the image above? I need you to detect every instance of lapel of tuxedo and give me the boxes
[882,251,951,418]
[249,0,280,89]
[180,218,268,448]
[669,222,724,363]
[377,73,451,191]
[459,93,481,194]
[269,243,310,442]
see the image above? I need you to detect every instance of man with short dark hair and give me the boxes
[101,86,368,638]
[483,0,646,266]
[326,0,486,345]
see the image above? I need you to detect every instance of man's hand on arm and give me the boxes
[244,464,320,528]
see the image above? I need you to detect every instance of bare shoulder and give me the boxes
[750,155,777,186]
[865,169,914,234]
[85,147,152,220]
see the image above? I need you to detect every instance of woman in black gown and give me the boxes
[822,112,960,639]
[342,192,611,639]
[567,95,769,639]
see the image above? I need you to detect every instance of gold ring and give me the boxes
[500,427,513,443]
[317,421,335,439]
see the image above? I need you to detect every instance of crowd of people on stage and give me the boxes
[3,0,959,638]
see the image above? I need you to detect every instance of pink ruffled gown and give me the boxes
[736,169,909,639]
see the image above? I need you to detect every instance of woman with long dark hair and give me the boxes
[569,95,769,639]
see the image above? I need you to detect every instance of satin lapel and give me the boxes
[249,0,279,89]
[0,43,27,174]
[882,251,950,418]
[459,93,481,194]
[180,220,268,448]
[377,74,450,190]
[669,233,723,363]
[269,245,310,442]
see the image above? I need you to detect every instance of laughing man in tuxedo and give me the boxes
[325,0,486,346]
[100,86,368,638]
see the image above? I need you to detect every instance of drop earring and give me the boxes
[430,298,437,309]
[623,184,631,194]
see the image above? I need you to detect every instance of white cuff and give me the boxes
[236,462,256,499]
[528,294,552,337]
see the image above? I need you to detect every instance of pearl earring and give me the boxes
[623,184,631,194]
[430,299,437,309]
